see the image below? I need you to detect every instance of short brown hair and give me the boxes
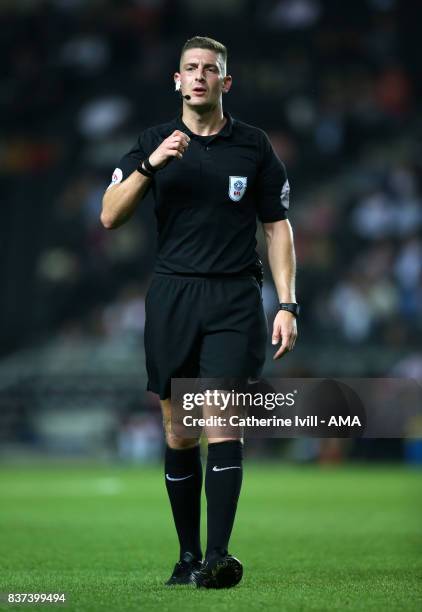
[180,36,227,74]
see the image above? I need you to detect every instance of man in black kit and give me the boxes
[101,36,298,589]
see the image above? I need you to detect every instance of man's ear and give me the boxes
[174,72,181,89]
[222,75,233,94]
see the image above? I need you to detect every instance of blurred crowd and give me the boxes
[1,0,421,374]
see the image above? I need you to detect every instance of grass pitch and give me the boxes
[0,462,421,611]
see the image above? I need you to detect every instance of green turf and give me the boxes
[0,463,421,611]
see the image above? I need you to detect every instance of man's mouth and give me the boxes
[192,87,207,95]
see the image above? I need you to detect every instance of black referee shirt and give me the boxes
[109,112,290,275]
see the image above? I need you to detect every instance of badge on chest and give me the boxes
[228,176,248,202]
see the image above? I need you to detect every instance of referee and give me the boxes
[101,36,298,589]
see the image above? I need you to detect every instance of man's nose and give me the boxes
[194,69,206,80]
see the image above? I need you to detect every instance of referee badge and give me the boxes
[281,179,290,209]
[107,167,123,190]
[229,176,248,202]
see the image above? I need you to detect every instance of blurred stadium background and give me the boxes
[0,2,421,609]
[0,0,421,464]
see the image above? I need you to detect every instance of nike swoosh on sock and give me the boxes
[165,473,194,482]
[212,465,242,472]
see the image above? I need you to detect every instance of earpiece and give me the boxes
[175,79,191,100]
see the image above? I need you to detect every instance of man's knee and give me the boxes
[166,434,200,450]
[160,398,200,450]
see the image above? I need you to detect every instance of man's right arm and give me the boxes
[100,170,151,230]
[100,129,190,230]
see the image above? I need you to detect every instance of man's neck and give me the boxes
[181,104,226,136]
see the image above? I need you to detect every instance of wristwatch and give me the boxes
[279,303,300,318]
[143,157,158,174]
[137,157,158,179]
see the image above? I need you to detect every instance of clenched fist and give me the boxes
[149,130,190,170]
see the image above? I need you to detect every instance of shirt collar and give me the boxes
[175,111,233,140]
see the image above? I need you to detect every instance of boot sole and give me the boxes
[206,556,243,589]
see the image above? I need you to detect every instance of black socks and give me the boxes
[165,444,202,561]
[164,440,244,563]
[205,440,243,561]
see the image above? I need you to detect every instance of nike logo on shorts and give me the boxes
[212,465,241,472]
[165,473,193,482]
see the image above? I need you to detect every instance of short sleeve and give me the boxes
[255,131,290,222]
[106,134,147,190]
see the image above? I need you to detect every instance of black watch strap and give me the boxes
[143,157,158,174]
[279,302,300,317]
[137,162,153,178]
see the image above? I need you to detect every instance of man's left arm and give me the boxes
[263,219,298,360]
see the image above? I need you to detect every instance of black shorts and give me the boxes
[144,274,268,400]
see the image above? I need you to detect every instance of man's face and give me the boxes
[175,48,232,108]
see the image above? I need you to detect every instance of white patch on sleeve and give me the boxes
[228,176,248,202]
[107,167,123,190]
[280,179,290,209]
